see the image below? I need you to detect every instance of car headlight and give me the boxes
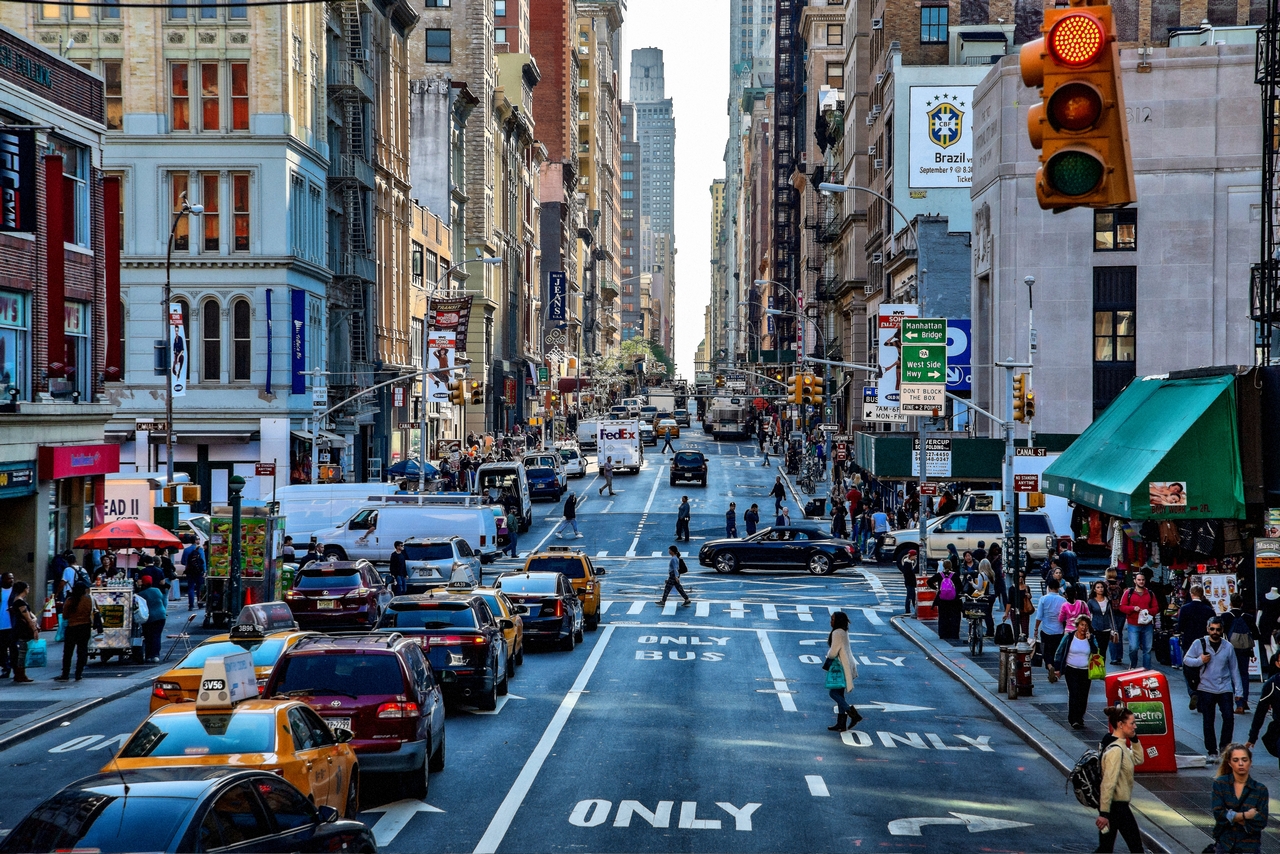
[882,536,896,546]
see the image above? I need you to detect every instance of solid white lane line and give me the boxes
[472,626,616,854]
[806,775,830,797]
[756,630,797,712]
[601,501,614,514]
[762,603,778,621]
[627,601,645,615]
[651,551,662,557]
[641,465,665,514]
[860,607,885,626]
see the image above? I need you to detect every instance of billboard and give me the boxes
[426,329,457,402]
[876,303,919,410]
[169,303,187,397]
[429,296,473,351]
[946,318,972,393]
[0,128,36,233]
[548,271,567,322]
[909,86,975,189]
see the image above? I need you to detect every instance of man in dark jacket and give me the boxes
[771,477,786,513]
[725,503,738,538]
[744,504,760,537]
[1178,584,1217,710]
[675,497,691,542]
[389,541,408,596]
[557,493,581,538]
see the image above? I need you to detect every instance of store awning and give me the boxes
[558,377,593,393]
[289,429,347,448]
[1042,372,1245,520]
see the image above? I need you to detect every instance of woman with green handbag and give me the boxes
[1053,615,1101,730]
[824,611,860,732]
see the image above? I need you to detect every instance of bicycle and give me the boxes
[962,596,987,656]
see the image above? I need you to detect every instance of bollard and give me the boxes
[1014,637,1034,697]
[997,647,1011,694]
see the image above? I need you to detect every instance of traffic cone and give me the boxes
[41,595,58,631]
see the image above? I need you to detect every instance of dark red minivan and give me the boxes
[284,560,393,629]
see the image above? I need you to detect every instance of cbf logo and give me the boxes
[926,95,966,149]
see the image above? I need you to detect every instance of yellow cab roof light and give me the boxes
[196,652,257,712]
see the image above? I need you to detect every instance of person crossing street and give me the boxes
[771,476,786,513]
[744,504,760,536]
[658,545,692,607]
[675,496,691,542]
[661,429,676,454]
[725,502,738,538]
[598,456,616,496]
[557,492,583,538]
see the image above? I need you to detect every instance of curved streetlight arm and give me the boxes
[817,183,919,250]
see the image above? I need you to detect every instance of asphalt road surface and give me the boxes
[0,431,1102,853]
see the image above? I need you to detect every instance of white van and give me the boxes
[598,419,643,473]
[304,496,502,563]
[472,461,532,531]
[577,419,599,450]
[274,482,401,539]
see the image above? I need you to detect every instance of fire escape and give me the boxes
[772,0,804,356]
[1253,17,1280,364]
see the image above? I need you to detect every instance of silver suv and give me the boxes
[403,536,481,592]
[880,511,1057,570]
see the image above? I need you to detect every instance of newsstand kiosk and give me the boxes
[1104,669,1178,773]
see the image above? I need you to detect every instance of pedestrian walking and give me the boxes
[776,506,791,527]
[1033,577,1068,682]
[139,577,167,664]
[823,611,861,732]
[658,545,691,607]
[899,550,918,616]
[831,500,848,539]
[1186,616,1246,761]
[929,560,963,639]
[389,541,408,596]
[872,506,890,559]
[1119,572,1159,670]
[299,541,320,569]
[661,429,675,454]
[1088,580,1124,668]
[505,508,519,557]
[1059,583,1089,633]
[598,457,616,496]
[281,535,296,564]
[975,559,997,637]
[7,581,37,684]
[557,493,583,538]
[1178,584,1217,709]
[771,477,786,513]
[0,573,13,678]
[1211,745,1270,853]
[1228,593,1261,713]
[1095,706,1146,853]
[1053,615,1099,729]
[676,497,691,542]
[744,504,760,537]
[1248,652,1280,764]
[54,582,96,682]
[725,502,738,538]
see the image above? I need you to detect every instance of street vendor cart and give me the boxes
[204,507,284,629]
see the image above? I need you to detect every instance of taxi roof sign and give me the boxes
[197,652,256,711]
[233,601,298,635]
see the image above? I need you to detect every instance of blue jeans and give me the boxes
[187,573,203,609]
[1197,689,1236,755]
[829,687,851,714]
[1235,648,1252,707]
[1126,623,1153,670]
[558,518,580,536]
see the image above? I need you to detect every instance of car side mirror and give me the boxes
[331,726,354,744]
[500,618,514,630]
[318,805,340,824]
[595,568,606,576]
[514,604,529,614]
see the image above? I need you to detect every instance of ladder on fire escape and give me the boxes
[1253,15,1280,363]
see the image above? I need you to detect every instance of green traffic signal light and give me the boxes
[1045,149,1104,197]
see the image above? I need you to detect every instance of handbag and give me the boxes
[1030,642,1044,668]
[1087,653,1107,680]
[995,621,1015,647]
[824,659,846,689]
[92,606,104,634]
[821,657,833,671]
[55,615,65,643]
[24,638,47,669]
[677,558,688,575]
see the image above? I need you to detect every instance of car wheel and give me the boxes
[669,478,676,487]
[404,752,428,799]
[807,553,832,575]
[477,678,498,711]
[506,648,517,678]
[322,545,347,560]
[344,768,360,818]
[497,667,510,696]
[428,730,446,772]
[574,624,584,643]
[586,613,599,631]
[700,477,707,487]
[515,644,524,666]
[560,628,576,651]
[715,553,739,574]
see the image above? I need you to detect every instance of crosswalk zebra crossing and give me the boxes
[598,598,890,626]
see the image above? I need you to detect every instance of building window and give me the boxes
[622,151,633,161]
[229,0,246,18]
[1094,208,1137,251]
[411,241,424,287]
[622,171,634,181]
[171,173,190,250]
[494,28,507,44]
[49,138,88,247]
[232,173,249,251]
[200,62,220,131]
[1092,266,1136,416]
[425,0,450,5]
[199,0,216,18]
[621,189,633,199]
[170,0,186,19]
[827,23,843,45]
[921,5,948,43]
[103,61,123,130]
[426,29,451,63]
[230,62,249,130]
[171,62,190,131]
[0,290,29,402]
[232,298,251,381]
[63,301,90,400]
[826,62,843,89]
[201,299,221,382]
[202,172,220,252]
[494,0,505,15]
[1094,309,1135,362]
[102,0,120,19]
[622,208,634,219]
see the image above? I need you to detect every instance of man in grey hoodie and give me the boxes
[1184,615,1244,761]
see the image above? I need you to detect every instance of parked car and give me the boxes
[673,408,691,428]
[698,524,861,575]
[525,464,564,500]
[265,633,446,797]
[670,450,708,486]
[284,560,392,629]
[402,536,482,592]
[0,768,377,854]
[522,546,605,630]
[880,510,1057,569]
[494,571,584,651]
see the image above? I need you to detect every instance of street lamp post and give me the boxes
[163,192,202,487]
[1024,275,1036,447]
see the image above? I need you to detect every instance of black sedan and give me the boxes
[0,767,376,854]
[495,571,584,651]
[669,450,707,486]
[698,524,861,575]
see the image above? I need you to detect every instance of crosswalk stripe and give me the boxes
[762,603,778,620]
[600,601,613,614]
[627,601,645,615]
[651,551,662,557]
[596,551,608,558]
[795,605,813,622]
[662,601,677,616]
[729,601,746,618]
[695,601,710,617]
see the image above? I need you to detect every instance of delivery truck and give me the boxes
[598,419,643,474]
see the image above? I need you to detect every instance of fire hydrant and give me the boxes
[1013,637,1035,698]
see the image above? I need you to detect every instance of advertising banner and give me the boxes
[169,303,187,397]
[876,303,919,410]
[0,128,36,233]
[548,271,567,323]
[430,296,473,351]
[425,329,457,402]
[946,318,972,392]
[909,86,975,189]
[290,289,306,394]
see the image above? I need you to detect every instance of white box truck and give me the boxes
[598,419,643,474]
[576,419,599,450]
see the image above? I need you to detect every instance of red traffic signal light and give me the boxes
[1019,0,1135,211]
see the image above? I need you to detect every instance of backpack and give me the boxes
[938,573,957,601]
[677,558,688,575]
[186,547,205,576]
[1069,743,1121,809]
[74,566,92,589]
[1229,613,1253,651]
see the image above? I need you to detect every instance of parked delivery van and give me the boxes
[274,482,401,539]
[303,495,501,563]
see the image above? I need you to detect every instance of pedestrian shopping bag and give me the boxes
[55,615,65,643]
[824,659,846,690]
[24,639,47,669]
[1087,653,1107,680]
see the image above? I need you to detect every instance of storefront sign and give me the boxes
[169,303,187,398]
[1201,574,1239,614]
[0,128,36,233]
[1256,539,1280,570]
[548,271,567,322]
[290,289,306,394]
[0,42,54,89]
[38,443,120,479]
[505,377,517,401]
[911,438,952,478]
[1264,509,1280,538]
[0,460,35,498]
[909,86,975,189]
[430,296,473,351]
[1149,481,1187,513]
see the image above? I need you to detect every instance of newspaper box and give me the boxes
[1104,669,1178,773]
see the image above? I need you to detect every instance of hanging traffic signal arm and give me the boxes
[1019,0,1135,211]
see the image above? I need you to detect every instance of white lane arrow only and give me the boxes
[888,812,1033,836]
[364,799,445,846]
[852,702,936,713]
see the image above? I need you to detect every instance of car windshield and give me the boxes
[673,452,703,465]
[526,456,556,468]
[119,712,277,757]
[178,639,287,670]
[526,557,587,579]
[4,790,193,854]
[295,570,361,589]
[381,605,477,629]
[499,575,558,594]
[559,450,579,461]
[478,472,518,489]
[675,410,687,417]
[273,653,405,696]
[404,544,454,561]
[186,516,210,538]
[1016,515,1053,534]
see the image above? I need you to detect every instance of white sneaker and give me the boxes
[575,533,583,538]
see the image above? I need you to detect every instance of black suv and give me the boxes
[495,571,584,651]
[264,634,446,798]
[374,592,510,711]
[670,450,708,486]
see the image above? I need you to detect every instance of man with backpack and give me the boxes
[1119,571,1159,671]
[180,536,206,610]
[1033,577,1068,682]
[1184,615,1244,761]
[1177,584,1216,710]
[1227,593,1261,713]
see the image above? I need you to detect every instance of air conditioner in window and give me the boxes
[875,72,886,85]
[873,158,883,170]
[871,252,883,263]
[867,144,877,156]
[866,114,874,126]
[871,105,882,118]
[871,18,883,29]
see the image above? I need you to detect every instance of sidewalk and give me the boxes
[894,611,1280,853]
[0,600,219,750]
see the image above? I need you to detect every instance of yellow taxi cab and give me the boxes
[150,602,317,712]
[522,546,606,630]
[472,586,525,677]
[105,652,361,816]
[655,418,680,438]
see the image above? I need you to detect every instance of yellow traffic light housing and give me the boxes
[1019,0,1135,210]
[468,379,483,405]
[1025,389,1036,420]
[1027,491,1046,509]
[447,378,465,406]
[715,375,725,388]
[810,375,825,405]
[788,374,802,405]
[800,373,815,406]
[1012,373,1027,422]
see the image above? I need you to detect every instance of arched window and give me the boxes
[201,298,221,383]
[232,298,251,381]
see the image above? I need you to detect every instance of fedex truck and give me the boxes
[598,419,643,474]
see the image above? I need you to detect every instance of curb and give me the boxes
[0,675,154,753]
[891,614,1212,854]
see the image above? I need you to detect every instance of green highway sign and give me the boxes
[901,344,946,384]
[901,318,946,345]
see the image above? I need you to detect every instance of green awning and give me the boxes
[1042,373,1245,520]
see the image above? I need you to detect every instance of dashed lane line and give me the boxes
[806,775,830,797]
[625,463,666,557]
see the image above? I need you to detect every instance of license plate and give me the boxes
[317,600,336,609]
[324,716,351,732]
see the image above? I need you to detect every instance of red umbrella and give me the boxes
[74,519,183,550]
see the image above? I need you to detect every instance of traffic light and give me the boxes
[810,375,825,406]
[447,378,465,406]
[800,373,815,406]
[788,373,803,405]
[468,379,483,405]
[1027,491,1046,509]
[1012,373,1027,422]
[715,375,725,388]
[1019,0,1135,210]
[1025,388,1036,419]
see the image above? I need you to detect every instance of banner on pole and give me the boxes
[169,303,187,397]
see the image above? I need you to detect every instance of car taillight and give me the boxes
[541,598,563,617]
[847,546,855,555]
[377,701,421,718]
[152,680,180,699]
[480,535,487,545]
[257,678,268,695]
[344,588,371,599]
[427,635,464,645]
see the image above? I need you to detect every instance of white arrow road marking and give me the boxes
[465,694,525,716]
[365,800,445,846]
[887,813,1033,836]
[805,775,829,797]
